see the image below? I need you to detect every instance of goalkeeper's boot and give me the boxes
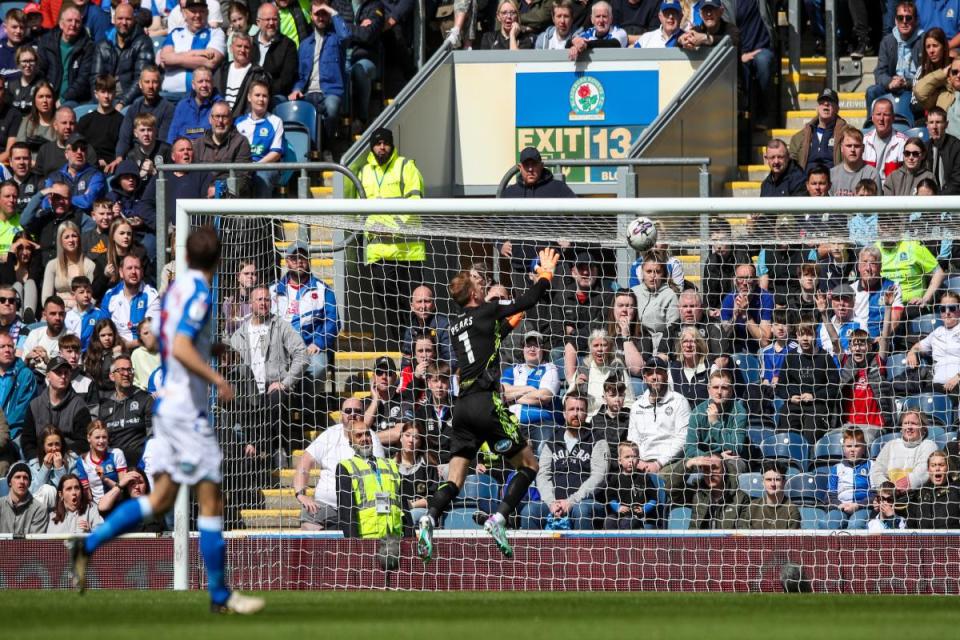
[211,592,266,615]
[66,537,90,593]
[416,514,434,564]
[483,514,513,559]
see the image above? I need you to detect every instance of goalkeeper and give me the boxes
[417,247,559,561]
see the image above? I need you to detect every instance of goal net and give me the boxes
[174,195,960,593]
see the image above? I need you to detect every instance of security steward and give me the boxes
[335,422,405,539]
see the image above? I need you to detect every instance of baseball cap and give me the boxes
[183,0,209,10]
[700,0,722,7]
[22,4,41,16]
[519,146,542,164]
[524,330,544,343]
[832,283,855,298]
[66,133,87,150]
[817,88,840,105]
[573,250,594,265]
[643,356,668,372]
[660,0,682,13]
[374,356,397,375]
[47,356,72,372]
[285,241,309,257]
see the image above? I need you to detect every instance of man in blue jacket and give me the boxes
[288,0,347,143]
[0,332,38,459]
[43,134,106,215]
[167,66,222,143]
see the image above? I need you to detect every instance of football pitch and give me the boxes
[5,590,958,639]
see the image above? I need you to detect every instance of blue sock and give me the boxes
[84,497,153,554]
[199,516,230,605]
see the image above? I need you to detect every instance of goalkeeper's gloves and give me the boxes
[535,247,559,282]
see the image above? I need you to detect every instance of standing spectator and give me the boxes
[905,450,960,528]
[760,139,806,197]
[603,440,658,529]
[626,356,689,473]
[36,5,94,106]
[41,223,96,308]
[629,248,679,336]
[235,81,284,198]
[830,128,881,196]
[815,284,861,355]
[191,101,253,195]
[20,295,69,374]
[270,242,339,379]
[634,0,684,48]
[252,3,298,99]
[884,137,937,195]
[0,9,27,83]
[7,46,41,117]
[480,0,535,49]
[288,0,346,145]
[21,356,92,460]
[870,409,938,491]
[701,219,752,313]
[90,3,155,113]
[826,427,873,530]
[534,0,576,49]
[776,320,840,442]
[35,108,100,180]
[42,134,106,214]
[719,262,774,352]
[331,0,383,130]
[521,393,607,530]
[735,0,776,128]
[0,462,48,534]
[740,461,801,530]
[99,354,153,468]
[863,98,907,183]
[335,428,404,539]
[0,332,36,451]
[114,66,175,163]
[925,106,960,194]
[167,67,222,143]
[101,254,161,349]
[876,213,945,307]
[276,0,311,47]
[788,88,848,171]
[8,143,43,214]
[839,329,896,438]
[356,128,424,351]
[866,0,922,114]
[158,0,226,101]
[400,285,454,369]
[222,260,258,336]
[552,250,612,380]
[213,32,267,119]
[77,75,124,169]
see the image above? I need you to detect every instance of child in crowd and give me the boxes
[126,112,170,179]
[848,178,878,246]
[81,199,114,261]
[131,317,160,391]
[866,481,907,531]
[838,328,893,440]
[77,74,123,168]
[591,378,630,469]
[76,420,127,505]
[759,308,794,389]
[59,333,99,415]
[64,276,109,352]
[603,441,659,530]
[826,427,872,529]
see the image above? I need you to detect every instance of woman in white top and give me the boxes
[569,328,634,418]
[906,291,960,390]
[47,473,103,534]
[870,410,938,493]
[42,222,97,309]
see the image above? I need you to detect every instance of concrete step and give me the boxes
[725,181,760,198]
[279,221,335,244]
[783,72,826,94]
[311,186,333,198]
[786,108,866,129]
[263,489,300,510]
[333,351,402,371]
[753,128,799,145]
[276,468,319,488]
[240,509,300,528]
[797,91,866,110]
[739,164,769,181]
[750,145,769,164]
[780,56,826,73]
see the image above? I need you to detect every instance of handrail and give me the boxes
[496,158,712,198]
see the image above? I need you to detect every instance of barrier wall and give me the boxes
[4,534,959,593]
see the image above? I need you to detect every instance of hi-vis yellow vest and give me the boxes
[339,456,404,539]
[360,149,426,264]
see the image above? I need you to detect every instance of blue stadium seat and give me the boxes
[442,508,482,530]
[462,474,500,515]
[813,430,844,462]
[278,141,298,187]
[900,393,954,427]
[72,103,98,120]
[799,506,827,530]
[0,2,25,19]
[274,100,318,143]
[0,476,6,498]
[151,35,166,55]
[886,352,910,381]
[759,432,811,472]
[284,130,310,164]
[947,275,960,295]
[733,353,761,384]
[873,92,914,126]
[901,126,929,143]
[748,427,776,447]
[738,472,764,499]
[812,465,833,497]
[947,430,959,444]
[667,506,692,530]
[784,473,823,505]
[927,425,948,449]
[870,432,902,459]
[908,314,942,338]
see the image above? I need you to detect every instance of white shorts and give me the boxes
[150,414,223,485]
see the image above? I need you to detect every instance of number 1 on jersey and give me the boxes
[459,332,476,364]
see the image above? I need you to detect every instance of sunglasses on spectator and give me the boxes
[0,296,15,304]
[903,150,922,157]
[878,496,895,503]
[896,14,914,22]
[941,304,960,314]
[342,407,364,415]
[950,68,960,76]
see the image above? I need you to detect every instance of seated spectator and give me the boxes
[414,363,455,467]
[107,161,155,256]
[759,309,794,390]
[701,221,751,313]
[126,113,171,180]
[630,248,679,337]
[865,0,922,113]
[676,454,751,529]
[604,290,645,375]
[395,422,438,525]
[235,81,284,198]
[0,9,27,83]
[90,3,154,114]
[720,262,774,353]
[92,219,150,298]
[335,425,404,539]
[222,259,257,336]
[270,242,338,380]
[851,245,902,338]
[158,0,226,101]
[213,32,267,119]
[167,67,222,143]
[84,318,121,393]
[567,0,628,60]
[166,0,225,31]
[251,3,298,98]
[670,326,711,406]
[99,354,152,468]
[398,333,439,402]
[535,0,576,50]
[0,81,21,165]
[825,427,873,530]
[603,440,658,529]
[522,392,607,530]
[884,136,937,196]
[0,236,39,324]
[830,128,881,196]
[912,27,951,111]
[569,328,634,418]
[789,88,847,172]
[777,320,840,442]
[95,467,162,530]
[46,472,102,533]
[626,356,689,473]
[36,108,100,180]
[839,329,895,439]
[906,291,960,392]
[480,0,534,49]
[400,285,454,369]
[0,331,37,449]
[42,134,106,215]
[502,330,560,437]
[7,44,41,117]
[114,66,175,166]
[552,250,612,381]
[867,480,907,531]
[627,236,685,293]
[102,254,161,350]
[60,333,100,416]
[15,80,55,150]
[22,356,92,460]
[759,139,806,197]
[925,107,960,194]
[76,419,127,505]
[294,397,385,531]
[871,409,938,492]
[77,76,124,170]
[36,5,94,106]
[362,356,412,449]
[0,181,21,255]
[131,319,160,391]
[0,461,48,534]
[288,0,345,145]
[9,143,44,214]
[905,450,960,528]
[815,284,860,356]
[634,0,684,47]
[41,222,96,309]
[27,424,79,497]
[740,461,801,530]
[678,0,739,50]
[192,100,252,196]
[21,295,69,372]
[863,98,906,184]
[676,289,732,359]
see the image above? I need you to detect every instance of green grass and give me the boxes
[3,591,959,639]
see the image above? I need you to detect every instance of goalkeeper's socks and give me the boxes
[84,496,154,555]
[199,516,231,606]
[427,481,461,523]
[497,466,537,518]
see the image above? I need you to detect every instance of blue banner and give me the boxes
[515,70,659,127]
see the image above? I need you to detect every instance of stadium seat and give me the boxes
[284,130,311,165]
[0,476,6,498]
[874,92,914,126]
[442,508,482,530]
[274,100,318,144]
[901,126,929,143]
[733,353,761,385]
[947,430,959,444]
[886,352,910,381]
[908,314,942,338]
[667,506,692,530]
[784,473,823,505]
[738,472,764,499]
[813,430,844,462]
[759,432,811,472]
[72,103,97,120]
[927,425,948,449]
[748,427,776,447]
[461,474,500,515]
[799,506,827,530]
[900,393,954,427]
[870,432,901,459]
[278,141,298,187]
[947,274,960,294]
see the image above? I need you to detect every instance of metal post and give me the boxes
[298,169,310,201]
[227,169,238,196]
[616,167,637,286]
[698,164,711,281]
[787,0,801,110]
[415,0,426,69]
[156,171,167,269]
[172,202,190,591]
[825,0,837,90]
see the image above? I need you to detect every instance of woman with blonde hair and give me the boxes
[41,221,97,308]
[569,328,634,417]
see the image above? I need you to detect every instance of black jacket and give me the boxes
[549,284,612,353]
[780,348,840,406]
[906,482,960,529]
[590,409,629,468]
[701,249,752,311]
[502,167,576,199]
[252,33,298,98]
[927,133,960,196]
[99,388,153,468]
[91,29,155,107]
[37,28,95,103]
[213,61,270,120]
[331,0,384,62]
[760,160,806,197]
[22,388,92,460]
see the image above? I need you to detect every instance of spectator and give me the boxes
[604,289,646,375]
[603,440,658,529]
[866,0,922,114]
[759,309,794,391]
[634,0,684,47]
[7,46,41,117]
[735,0,776,128]
[906,290,960,391]
[759,139,806,197]
[0,462,48,534]
[222,260,257,336]
[8,143,43,214]
[867,480,908,531]
[166,0,225,30]
[362,356,412,449]
[192,101,253,196]
[77,75,124,169]
[90,4,154,113]
[568,328,634,418]
[701,218,752,313]
[331,0,383,131]
[47,472,102,533]
[0,332,36,451]
[252,3,298,98]
[551,250,612,381]
[678,0,739,50]
[158,0,226,101]
[101,254,161,349]
[397,333,441,401]
[114,66,175,163]
[741,461,801,530]
[95,467,161,530]
[107,160,156,256]
[876,213,945,306]
[294,397,385,531]
[850,246,902,339]
[670,325,712,406]
[130,318,160,391]
[235,81,284,198]
[400,285,454,369]
[270,242,339,379]
[917,0,960,49]
[36,5,94,106]
[814,284,860,356]
[0,9,26,83]
[777,320,840,442]
[788,88,847,171]
[27,425,78,497]
[274,0,310,47]
[14,80,55,150]
[825,427,873,529]
[871,409,939,492]
[0,81,20,165]
[0,181,20,255]
[167,66,222,143]
[0,233,40,323]
[480,0,534,49]
[126,113,171,180]
[626,356,689,473]
[21,356,92,460]
[93,219,150,298]
[414,363,455,466]
[830,128,881,196]
[522,392,607,530]
[863,98,907,183]
[41,134,105,215]
[76,419,127,505]
[60,333,100,416]
[99,354,153,468]
[884,137,937,195]
[34,108,98,180]
[394,422,438,526]
[534,0,576,49]
[925,106,960,194]
[720,262,774,352]
[676,289,732,360]
[839,328,896,438]
[41,222,96,308]
[20,295,68,373]
[213,32,267,119]
[356,128,425,351]
[914,29,955,113]
[335,424,404,539]
[84,318,121,393]
[629,248,679,337]
[905,450,960,528]
[567,0,628,60]
[592,378,630,466]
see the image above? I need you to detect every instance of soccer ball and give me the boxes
[626,216,658,252]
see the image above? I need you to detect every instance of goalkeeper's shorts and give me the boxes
[449,391,526,460]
